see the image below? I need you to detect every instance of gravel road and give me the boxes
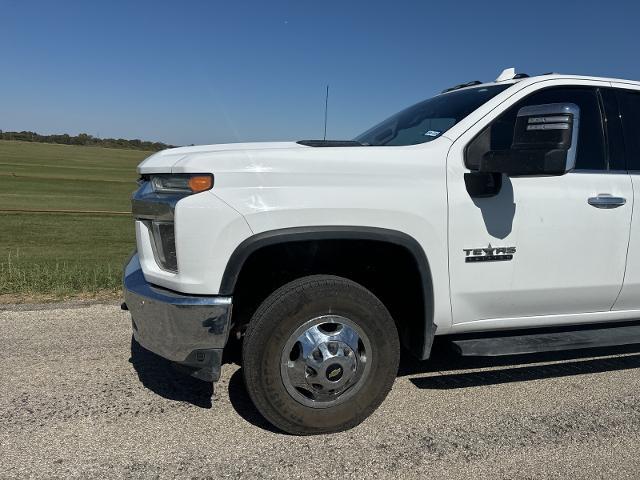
[2,302,640,479]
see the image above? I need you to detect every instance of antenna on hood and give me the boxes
[323,84,329,140]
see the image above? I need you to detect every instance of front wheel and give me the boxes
[242,275,400,435]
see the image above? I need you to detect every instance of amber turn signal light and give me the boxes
[188,175,213,193]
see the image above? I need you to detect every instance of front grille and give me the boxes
[149,221,177,272]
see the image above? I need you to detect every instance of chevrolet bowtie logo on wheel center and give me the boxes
[327,365,343,381]
[463,244,516,263]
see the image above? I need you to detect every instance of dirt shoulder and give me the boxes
[0,290,121,310]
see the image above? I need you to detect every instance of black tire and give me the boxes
[242,275,400,435]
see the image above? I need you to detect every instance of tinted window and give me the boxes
[355,84,511,146]
[466,87,607,171]
[619,90,640,171]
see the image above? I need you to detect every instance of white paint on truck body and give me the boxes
[134,73,640,335]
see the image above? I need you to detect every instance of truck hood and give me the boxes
[136,139,452,189]
[137,142,305,174]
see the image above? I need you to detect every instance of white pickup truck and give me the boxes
[123,68,640,435]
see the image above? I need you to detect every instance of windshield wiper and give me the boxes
[297,140,364,147]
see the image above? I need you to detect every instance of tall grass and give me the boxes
[0,249,122,296]
[0,141,139,301]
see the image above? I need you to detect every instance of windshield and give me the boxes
[354,84,511,146]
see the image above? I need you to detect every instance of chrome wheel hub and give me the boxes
[280,315,371,408]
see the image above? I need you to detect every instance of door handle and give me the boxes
[588,194,627,209]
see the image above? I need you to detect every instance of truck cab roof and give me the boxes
[441,69,640,96]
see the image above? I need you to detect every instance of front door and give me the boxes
[447,84,632,327]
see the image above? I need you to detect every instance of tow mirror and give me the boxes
[479,103,580,176]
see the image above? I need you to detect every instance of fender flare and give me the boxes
[220,226,436,359]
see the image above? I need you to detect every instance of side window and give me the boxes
[618,90,640,171]
[466,87,607,171]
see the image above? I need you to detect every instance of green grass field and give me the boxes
[0,140,148,300]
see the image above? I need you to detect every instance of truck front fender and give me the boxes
[220,226,436,359]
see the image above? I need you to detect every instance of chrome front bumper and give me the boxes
[123,253,232,382]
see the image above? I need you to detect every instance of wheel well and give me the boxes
[227,233,433,359]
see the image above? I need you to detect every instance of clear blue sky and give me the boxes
[2,0,638,146]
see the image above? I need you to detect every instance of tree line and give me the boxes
[0,131,175,151]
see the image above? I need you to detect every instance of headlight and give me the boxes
[150,174,213,194]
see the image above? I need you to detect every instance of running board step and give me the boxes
[450,323,640,356]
